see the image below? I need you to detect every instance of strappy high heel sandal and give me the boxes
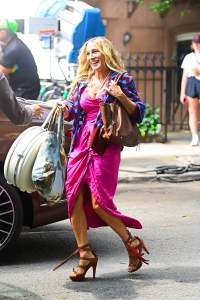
[53,243,98,281]
[123,230,149,273]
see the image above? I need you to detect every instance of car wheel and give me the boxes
[0,173,23,254]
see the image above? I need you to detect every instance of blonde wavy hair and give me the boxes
[69,36,126,91]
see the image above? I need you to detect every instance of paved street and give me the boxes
[0,131,200,299]
[0,179,199,300]
[119,131,200,183]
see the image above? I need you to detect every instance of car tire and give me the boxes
[0,173,23,254]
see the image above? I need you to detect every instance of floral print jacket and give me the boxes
[66,71,146,153]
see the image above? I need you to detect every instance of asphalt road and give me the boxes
[0,181,200,300]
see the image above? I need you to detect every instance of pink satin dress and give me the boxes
[66,89,142,229]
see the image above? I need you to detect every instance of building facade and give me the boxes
[85,0,200,135]
[86,0,200,64]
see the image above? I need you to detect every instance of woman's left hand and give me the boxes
[106,80,123,99]
[106,80,137,116]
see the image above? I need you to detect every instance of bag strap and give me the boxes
[56,109,65,150]
[41,106,64,136]
[98,72,125,115]
[41,106,58,130]
[113,72,125,84]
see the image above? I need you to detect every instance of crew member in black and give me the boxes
[0,19,40,99]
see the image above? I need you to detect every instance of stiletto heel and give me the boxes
[123,230,149,273]
[92,261,97,278]
[53,244,98,281]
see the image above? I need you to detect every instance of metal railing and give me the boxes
[124,54,189,141]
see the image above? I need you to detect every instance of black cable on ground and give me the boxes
[155,164,200,175]
[119,164,200,183]
[156,174,200,183]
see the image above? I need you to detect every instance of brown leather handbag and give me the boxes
[89,125,110,155]
[99,73,140,147]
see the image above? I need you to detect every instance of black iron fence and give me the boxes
[124,54,189,142]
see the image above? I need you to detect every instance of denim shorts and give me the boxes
[186,77,200,99]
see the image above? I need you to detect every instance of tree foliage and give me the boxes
[138,0,200,16]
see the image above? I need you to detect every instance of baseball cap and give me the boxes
[193,34,200,43]
[0,19,18,33]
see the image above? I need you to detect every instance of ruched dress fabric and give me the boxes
[66,89,142,230]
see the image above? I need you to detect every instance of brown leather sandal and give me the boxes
[53,243,98,281]
[123,230,149,273]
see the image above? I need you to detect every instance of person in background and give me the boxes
[0,70,43,124]
[180,34,200,146]
[0,19,40,100]
[53,37,148,281]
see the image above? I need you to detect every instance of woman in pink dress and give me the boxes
[54,37,148,281]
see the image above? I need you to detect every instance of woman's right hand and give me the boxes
[55,100,70,119]
[180,94,188,105]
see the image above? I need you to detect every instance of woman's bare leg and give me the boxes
[91,195,137,244]
[70,186,88,247]
[188,97,199,136]
[70,186,95,276]
[91,195,146,272]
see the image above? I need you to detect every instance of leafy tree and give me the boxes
[137,0,200,16]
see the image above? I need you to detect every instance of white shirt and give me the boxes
[181,52,200,80]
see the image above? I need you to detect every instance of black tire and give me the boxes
[0,173,23,254]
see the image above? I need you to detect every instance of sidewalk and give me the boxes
[119,131,200,182]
